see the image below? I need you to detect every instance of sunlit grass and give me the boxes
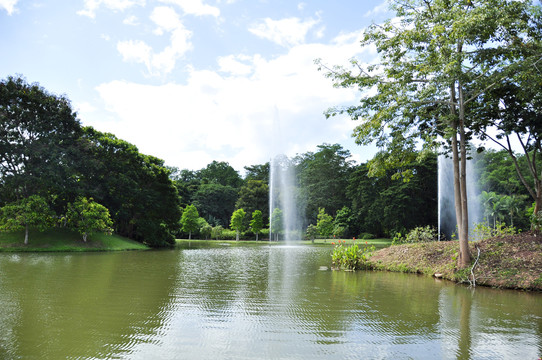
[0,228,149,252]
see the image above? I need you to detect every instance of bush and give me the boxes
[393,226,439,245]
[358,232,375,240]
[471,222,519,241]
[531,211,542,232]
[331,241,375,270]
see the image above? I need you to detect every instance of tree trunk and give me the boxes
[256,233,259,241]
[189,231,192,240]
[236,230,239,241]
[83,233,88,242]
[457,82,471,268]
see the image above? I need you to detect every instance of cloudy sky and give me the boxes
[0,0,391,172]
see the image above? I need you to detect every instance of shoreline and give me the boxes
[365,231,542,291]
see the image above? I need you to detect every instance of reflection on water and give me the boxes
[0,245,540,359]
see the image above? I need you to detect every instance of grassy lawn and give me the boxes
[0,228,149,252]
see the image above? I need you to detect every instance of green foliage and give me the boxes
[358,232,375,240]
[181,204,200,239]
[296,144,353,224]
[230,208,246,241]
[0,76,82,202]
[236,180,269,225]
[0,195,54,244]
[198,218,212,240]
[471,222,519,241]
[531,211,542,232]
[249,210,263,241]
[270,208,283,241]
[305,224,318,241]
[393,226,439,245]
[193,183,238,227]
[65,197,113,242]
[331,241,375,270]
[316,207,333,238]
[211,225,224,240]
[199,160,243,188]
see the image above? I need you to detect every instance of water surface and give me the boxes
[0,244,540,359]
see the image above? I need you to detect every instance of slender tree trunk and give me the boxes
[256,233,259,241]
[189,231,192,240]
[236,230,239,241]
[457,82,471,268]
[24,224,29,245]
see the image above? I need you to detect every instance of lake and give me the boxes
[0,243,540,359]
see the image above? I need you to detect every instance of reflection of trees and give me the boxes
[0,251,180,359]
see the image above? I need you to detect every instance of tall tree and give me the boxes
[0,76,82,203]
[199,161,243,188]
[318,0,538,267]
[192,183,238,226]
[236,180,269,224]
[181,204,199,240]
[296,144,353,224]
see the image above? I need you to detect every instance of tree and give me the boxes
[250,210,263,241]
[270,208,283,241]
[230,208,246,241]
[306,224,318,243]
[316,208,333,239]
[0,76,82,203]
[192,183,238,227]
[65,197,113,242]
[199,161,243,188]
[79,128,182,247]
[236,180,269,225]
[296,144,353,223]
[318,0,538,267]
[244,163,269,182]
[181,204,199,240]
[0,195,54,244]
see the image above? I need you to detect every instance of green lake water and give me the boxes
[0,243,540,359]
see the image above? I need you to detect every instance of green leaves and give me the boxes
[0,195,55,244]
[65,197,113,242]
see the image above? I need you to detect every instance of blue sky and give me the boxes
[1,0,391,172]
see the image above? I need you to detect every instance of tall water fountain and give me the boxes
[438,154,482,240]
[269,108,302,242]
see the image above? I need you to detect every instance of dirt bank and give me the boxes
[367,231,542,291]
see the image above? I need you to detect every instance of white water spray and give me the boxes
[269,107,302,242]
[438,154,482,240]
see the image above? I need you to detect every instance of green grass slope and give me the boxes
[0,228,149,252]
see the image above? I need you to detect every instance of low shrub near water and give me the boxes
[331,240,375,270]
[392,226,439,245]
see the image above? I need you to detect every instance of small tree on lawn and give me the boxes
[316,207,333,239]
[306,224,318,243]
[199,218,212,240]
[181,204,199,240]
[65,197,113,242]
[270,208,283,241]
[230,208,246,241]
[0,195,54,245]
[250,210,263,241]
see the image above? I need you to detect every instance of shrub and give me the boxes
[471,221,519,240]
[358,232,375,240]
[393,226,439,245]
[531,211,542,232]
[331,240,375,270]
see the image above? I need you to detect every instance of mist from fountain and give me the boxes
[269,108,302,243]
[438,154,482,240]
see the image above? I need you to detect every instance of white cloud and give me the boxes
[157,0,220,17]
[249,16,320,47]
[77,0,145,18]
[217,54,254,76]
[90,30,375,170]
[123,14,139,25]
[0,0,18,15]
[364,2,389,18]
[117,6,192,76]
